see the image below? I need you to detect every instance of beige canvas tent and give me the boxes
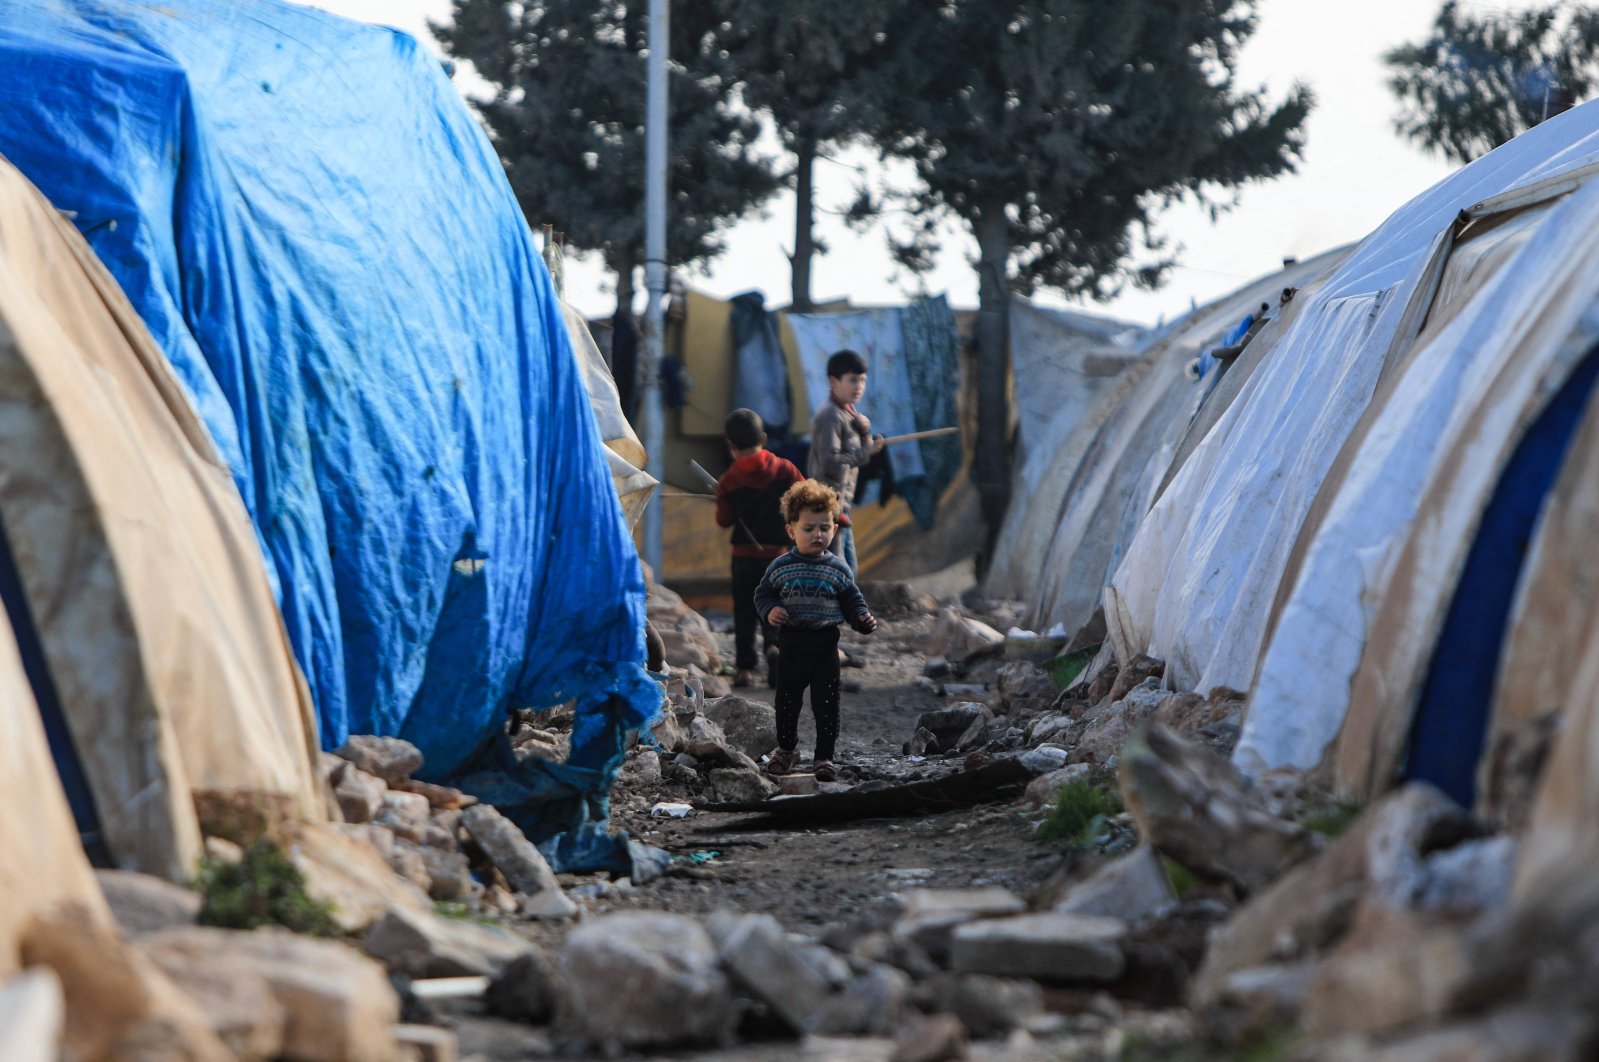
[0,604,110,975]
[0,156,326,880]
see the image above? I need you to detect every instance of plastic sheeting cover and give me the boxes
[0,3,654,787]
[1105,102,1599,700]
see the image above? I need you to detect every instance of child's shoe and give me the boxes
[765,747,796,777]
[813,759,837,782]
[733,669,757,688]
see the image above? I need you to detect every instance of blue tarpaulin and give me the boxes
[0,0,657,857]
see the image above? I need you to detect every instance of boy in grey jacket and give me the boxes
[806,349,884,576]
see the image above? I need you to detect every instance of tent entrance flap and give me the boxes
[0,508,111,867]
[1403,342,1599,806]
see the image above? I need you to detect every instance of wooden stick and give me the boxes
[687,459,721,490]
[880,426,960,445]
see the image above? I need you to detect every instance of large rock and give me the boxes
[1072,681,1171,765]
[1106,654,1165,703]
[484,949,564,1025]
[949,912,1126,982]
[893,888,1028,964]
[1119,722,1316,895]
[682,716,763,772]
[701,695,779,759]
[707,912,834,1032]
[143,927,399,1062]
[291,822,433,933]
[708,767,778,803]
[914,703,991,752]
[362,905,531,979]
[559,912,735,1052]
[20,906,232,1062]
[808,963,910,1037]
[335,736,424,786]
[926,608,1005,662]
[460,806,576,919]
[135,929,288,1061]
[1192,783,1474,1005]
[332,766,387,825]
[1051,845,1176,923]
[0,970,62,1062]
[96,869,201,937]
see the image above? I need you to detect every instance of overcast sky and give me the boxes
[292,0,1545,327]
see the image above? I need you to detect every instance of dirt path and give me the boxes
[442,581,1118,1059]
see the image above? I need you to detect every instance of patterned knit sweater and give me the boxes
[752,549,871,630]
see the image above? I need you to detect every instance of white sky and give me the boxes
[292,0,1543,327]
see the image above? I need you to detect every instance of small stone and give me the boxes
[460,806,572,916]
[809,963,910,1036]
[950,912,1126,982]
[362,905,531,979]
[1050,846,1176,923]
[892,1012,968,1062]
[393,1023,458,1062]
[708,766,778,803]
[336,735,425,785]
[407,841,473,902]
[948,974,1045,1039]
[701,695,779,759]
[924,656,951,678]
[1022,764,1093,807]
[894,888,1027,964]
[333,766,387,825]
[291,821,433,934]
[95,869,202,937]
[204,836,245,864]
[384,842,433,894]
[707,912,833,1032]
[782,773,820,795]
[625,750,663,785]
[393,778,476,810]
[909,727,940,757]
[484,949,563,1025]
[559,912,735,1052]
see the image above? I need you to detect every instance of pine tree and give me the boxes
[1386,2,1599,166]
[432,1,782,315]
[715,0,899,310]
[867,0,1311,554]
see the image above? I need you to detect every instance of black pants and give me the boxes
[775,625,841,761]
[732,555,778,671]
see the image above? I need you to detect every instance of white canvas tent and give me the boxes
[1096,102,1599,740]
[0,156,327,880]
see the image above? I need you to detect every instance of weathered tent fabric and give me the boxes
[1513,530,1599,898]
[1105,103,1599,701]
[897,295,963,530]
[679,291,737,437]
[786,307,927,490]
[1025,255,1332,636]
[564,301,656,529]
[0,608,110,976]
[1243,181,1599,781]
[1328,217,1599,803]
[0,2,654,794]
[730,290,791,437]
[0,156,325,879]
[983,299,1147,601]
[1483,375,1599,814]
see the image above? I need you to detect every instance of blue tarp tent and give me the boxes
[0,0,657,863]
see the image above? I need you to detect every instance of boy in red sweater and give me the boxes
[716,408,804,687]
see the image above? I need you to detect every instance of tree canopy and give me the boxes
[432,1,781,310]
[861,0,1312,546]
[1386,1,1599,166]
[713,0,900,308]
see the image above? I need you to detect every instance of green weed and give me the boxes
[192,838,338,936]
[1035,778,1123,852]
[1302,802,1361,838]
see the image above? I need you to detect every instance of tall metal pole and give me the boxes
[639,0,669,576]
